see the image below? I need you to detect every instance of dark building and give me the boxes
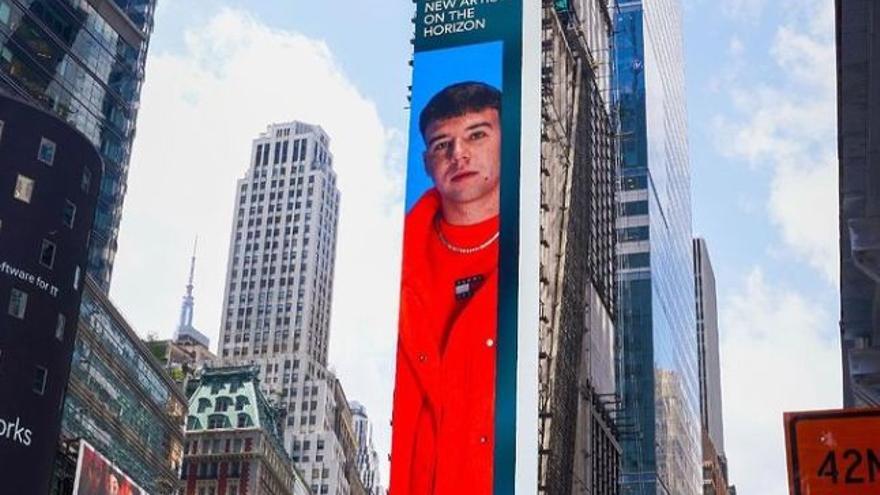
[539,1,621,493]
[0,0,157,291]
[0,93,102,495]
[52,278,187,494]
[837,0,880,407]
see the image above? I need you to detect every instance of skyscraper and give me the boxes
[0,92,103,495]
[350,401,384,495]
[218,121,345,492]
[837,0,880,407]
[693,238,733,494]
[693,238,723,456]
[614,0,700,493]
[0,0,157,290]
[539,1,621,493]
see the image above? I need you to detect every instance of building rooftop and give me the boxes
[186,366,289,460]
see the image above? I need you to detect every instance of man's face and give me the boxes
[108,475,119,495]
[423,107,501,213]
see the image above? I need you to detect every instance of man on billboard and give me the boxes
[391,81,502,494]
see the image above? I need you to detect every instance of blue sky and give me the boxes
[110,0,841,492]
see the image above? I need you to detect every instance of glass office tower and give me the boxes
[0,0,157,291]
[614,0,701,493]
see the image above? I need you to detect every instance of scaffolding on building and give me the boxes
[539,1,622,493]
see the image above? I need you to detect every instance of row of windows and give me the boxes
[13,174,80,226]
[185,437,248,456]
[1,121,93,192]
[195,395,251,414]
[254,138,310,167]
[293,437,325,451]
[182,460,243,481]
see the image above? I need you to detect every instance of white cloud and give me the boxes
[720,0,766,21]
[712,0,838,282]
[113,6,402,479]
[720,269,840,494]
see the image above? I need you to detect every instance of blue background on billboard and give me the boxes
[405,41,503,212]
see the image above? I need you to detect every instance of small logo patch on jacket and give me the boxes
[455,275,485,300]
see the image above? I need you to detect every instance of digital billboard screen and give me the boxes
[73,440,149,495]
[390,1,539,493]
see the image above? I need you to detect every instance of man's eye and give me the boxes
[432,141,450,152]
[469,130,487,140]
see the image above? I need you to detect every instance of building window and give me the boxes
[55,313,66,341]
[208,414,229,429]
[39,239,56,269]
[237,413,252,428]
[73,266,81,290]
[13,175,34,203]
[621,200,649,216]
[81,168,92,193]
[63,201,76,228]
[37,138,56,165]
[8,288,27,319]
[0,5,8,26]
[33,366,47,395]
[0,119,4,142]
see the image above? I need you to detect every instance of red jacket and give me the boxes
[390,189,499,495]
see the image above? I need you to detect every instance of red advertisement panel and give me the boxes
[72,440,149,495]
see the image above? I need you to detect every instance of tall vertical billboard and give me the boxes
[390,1,540,494]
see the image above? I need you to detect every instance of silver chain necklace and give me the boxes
[433,215,499,255]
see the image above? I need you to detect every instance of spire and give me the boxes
[179,237,197,330]
[175,237,209,347]
[186,237,198,301]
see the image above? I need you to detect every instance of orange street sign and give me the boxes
[785,408,880,495]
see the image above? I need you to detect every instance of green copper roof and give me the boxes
[185,366,286,452]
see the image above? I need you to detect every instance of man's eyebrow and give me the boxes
[465,121,493,132]
[426,120,495,147]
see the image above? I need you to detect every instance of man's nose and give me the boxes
[448,138,470,162]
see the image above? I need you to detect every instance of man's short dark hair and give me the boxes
[419,82,502,139]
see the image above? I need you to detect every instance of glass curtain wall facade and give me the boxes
[0,0,157,291]
[614,0,700,493]
[55,279,187,495]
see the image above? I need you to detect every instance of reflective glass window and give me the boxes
[40,239,56,269]
[32,365,47,395]
[81,168,92,193]
[55,313,66,341]
[8,288,27,319]
[38,138,56,165]
[13,175,34,203]
[63,200,77,228]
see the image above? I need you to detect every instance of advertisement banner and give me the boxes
[73,440,149,495]
[390,1,539,493]
[785,408,880,495]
